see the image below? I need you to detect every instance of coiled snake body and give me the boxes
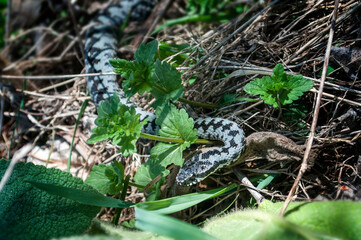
[85,0,245,186]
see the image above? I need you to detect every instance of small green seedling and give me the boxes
[244,64,313,108]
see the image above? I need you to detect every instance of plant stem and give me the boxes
[179,97,219,109]
[128,182,150,189]
[140,132,219,145]
[151,83,219,109]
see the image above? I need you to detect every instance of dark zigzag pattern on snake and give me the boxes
[84,0,245,186]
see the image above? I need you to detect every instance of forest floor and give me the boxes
[1,0,360,224]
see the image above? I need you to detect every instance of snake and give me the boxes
[85,0,246,186]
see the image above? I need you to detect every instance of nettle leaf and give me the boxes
[244,64,313,108]
[88,94,149,156]
[109,58,136,79]
[122,62,154,97]
[282,74,314,105]
[151,59,184,108]
[149,104,197,169]
[151,142,188,167]
[85,163,124,195]
[110,41,158,97]
[0,160,100,240]
[135,105,198,187]
[133,158,169,188]
[135,40,158,66]
[156,104,198,143]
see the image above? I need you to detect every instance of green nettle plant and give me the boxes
[243,63,314,108]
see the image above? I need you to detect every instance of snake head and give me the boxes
[176,155,218,186]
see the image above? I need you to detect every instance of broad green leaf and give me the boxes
[150,59,184,108]
[88,94,148,156]
[85,163,123,195]
[0,160,100,240]
[260,200,361,240]
[156,104,197,144]
[203,209,337,240]
[135,208,217,240]
[137,183,237,214]
[28,181,134,208]
[133,158,169,188]
[150,142,186,167]
[150,104,197,170]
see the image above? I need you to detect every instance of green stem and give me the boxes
[179,97,219,109]
[128,182,149,189]
[140,132,219,145]
[151,83,219,109]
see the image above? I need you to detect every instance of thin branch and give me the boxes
[0,72,119,80]
[279,0,340,216]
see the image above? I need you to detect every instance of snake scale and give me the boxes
[85,0,245,186]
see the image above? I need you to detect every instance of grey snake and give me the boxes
[85,0,245,186]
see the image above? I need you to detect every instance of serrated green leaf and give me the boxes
[87,127,112,143]
[133,158,169,188]
[156,104,197,144]
[150,142,187,167]
[122,64,154,96]
[109,58,136,79]
[111,41,158,97]
[280,74,314,105]
[149,104,197,168]
[151,59,184,108]
[272,63,287,86]
[0,160,100,240]
[85,163,123,195]
[135,40,158,66]
[88,94,149,156]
